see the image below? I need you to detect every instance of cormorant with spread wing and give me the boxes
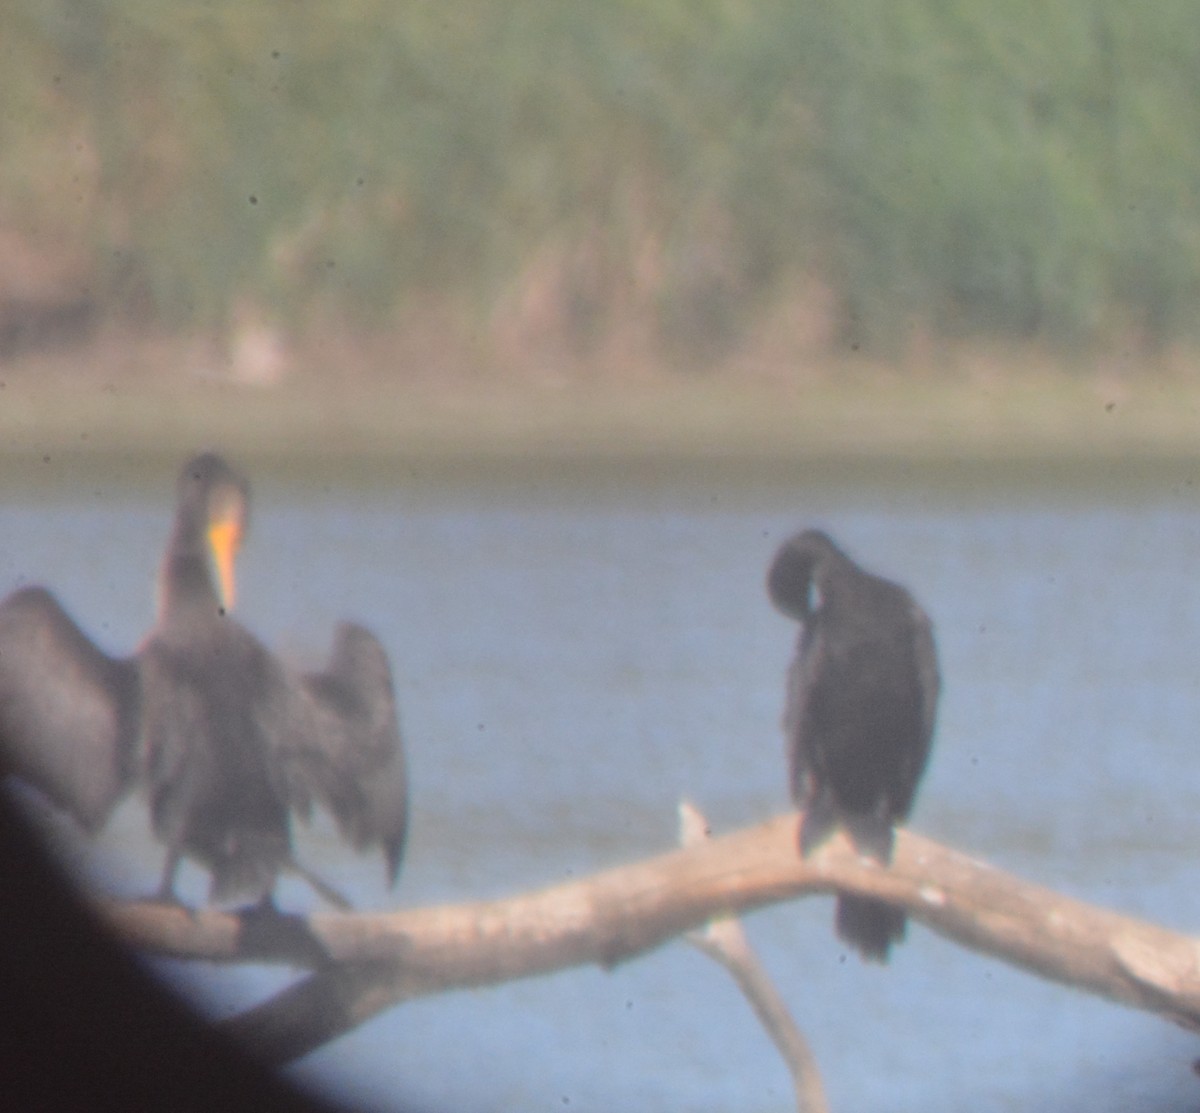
[767,529,938,961]
[0,452,407,907]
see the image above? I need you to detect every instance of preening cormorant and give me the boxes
[0,452,407,907]
[767,529,939,961]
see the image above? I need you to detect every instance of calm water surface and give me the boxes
[4,466,1200,1113]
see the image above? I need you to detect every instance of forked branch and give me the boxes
[680,801,829,1113]
[100,813,1200,1064]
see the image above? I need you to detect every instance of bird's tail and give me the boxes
[835,895,906,962]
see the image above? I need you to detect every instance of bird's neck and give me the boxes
[157,531,222,627]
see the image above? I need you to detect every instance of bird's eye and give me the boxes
[807,578,823,614]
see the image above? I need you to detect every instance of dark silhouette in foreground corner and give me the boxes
[0,794,350,1112]
[0,452,407,910]
[768,529,939,961]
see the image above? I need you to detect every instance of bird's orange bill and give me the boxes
[207,513,243,612]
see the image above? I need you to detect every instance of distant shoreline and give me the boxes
[1,354,1198,498]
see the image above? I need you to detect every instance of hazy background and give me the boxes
[5,4,1200,1112]
[3,0,1200,463]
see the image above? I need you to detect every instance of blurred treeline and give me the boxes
[4,0,1200,372]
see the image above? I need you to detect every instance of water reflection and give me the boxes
[3,465,1200,1112]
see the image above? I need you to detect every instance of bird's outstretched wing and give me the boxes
[275,623,408,886]
[0,587,141,830]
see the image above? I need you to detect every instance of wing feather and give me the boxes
[274,623,407,886]
[783,622,822,805]
[0,587,140,829]
[900,600,940,803]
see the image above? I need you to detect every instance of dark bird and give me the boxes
[767,529,938,961]
[0,452,407,908]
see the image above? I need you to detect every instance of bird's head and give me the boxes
[767,529,843,621]
[175,452,250,614]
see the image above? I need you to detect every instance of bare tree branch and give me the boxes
[99,813,1200,1065]
[679,801,829,1113]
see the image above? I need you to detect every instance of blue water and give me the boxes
[4,468,1200,1113]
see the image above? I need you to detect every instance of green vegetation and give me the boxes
[5,1,1200,364]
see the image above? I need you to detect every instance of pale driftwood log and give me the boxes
[679,801,829,1113]
[101,812,1200,1065]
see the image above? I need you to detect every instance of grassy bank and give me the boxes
[1,346,1198,498]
